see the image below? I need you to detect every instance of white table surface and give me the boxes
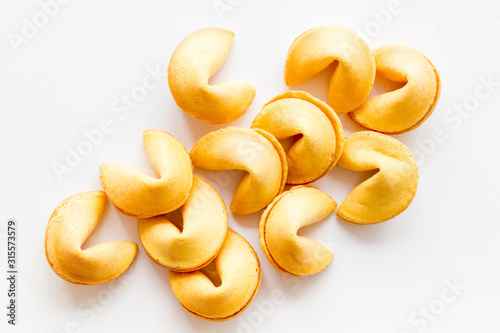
[1,0,500,332]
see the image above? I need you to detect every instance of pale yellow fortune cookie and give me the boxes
[168,28,256,124]
[259,186,337,276]
[252,91,343,184]
[190,127,287,215]
[139,176,228,272]
[350,45,441,134]
[45,191,138,285]
[285,25,375,114]
[100,129,193,218]
[169,229,261,321]
[337,131,418,224]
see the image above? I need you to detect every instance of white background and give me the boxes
[1,0,500,332]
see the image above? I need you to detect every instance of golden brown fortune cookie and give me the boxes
[337,131,418,224]
[252,91,344,184]
[45,191,138,285]
[138,176,228,272]
[349,45,441,134]
[190,127,287,215]
[169,229,261,321]
[285,25,375,114]
[100,129,193,218]
[168,28,256,124]
[259,186,337,276]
